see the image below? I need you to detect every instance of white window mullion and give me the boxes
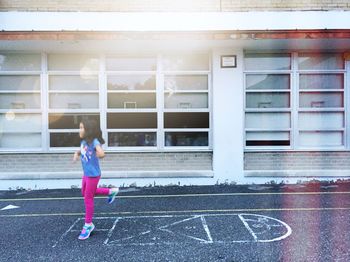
[208,52,213,149]
[100,54,108,148]
[292,52,298,150]
[41,52,49,151]
[157,54,164,150]
[345,60,350,149]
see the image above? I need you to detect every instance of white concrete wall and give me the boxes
[212,48,245,184]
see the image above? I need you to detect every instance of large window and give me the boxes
[0,53,211,151]
[244,52,346,150]
[48,54,100,148]
[0,54,42,149]
[163,54,210,147]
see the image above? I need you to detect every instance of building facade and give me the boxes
[1,1,350,189]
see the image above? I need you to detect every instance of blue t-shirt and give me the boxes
[80,138,101,177]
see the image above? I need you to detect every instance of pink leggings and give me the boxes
[81,175,110,223]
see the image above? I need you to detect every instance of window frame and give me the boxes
[244,51,347,151]
[0,52,212,152]
[0,52,43,151]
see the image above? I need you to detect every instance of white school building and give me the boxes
[1,6,350,189]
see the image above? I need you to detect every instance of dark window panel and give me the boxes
[164,112,209,128]
[49,114,100,129]
[107,113,157,129]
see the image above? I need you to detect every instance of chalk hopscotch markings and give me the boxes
[238,214,292,243]
[53,213,292,247]
[52,218,81,248]
[107,215,211,246]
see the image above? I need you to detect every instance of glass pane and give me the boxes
[106,56,156,71]
[0,76,40,91]
[299,92,343,108]
[298,53,344,70]
[107,75,155,91]
[246,131,290,146]
[49,75,98,91]
[0,133,41,148]
[48,54,99,71]
[165,75,208,91]
[108,93,156,109]
[107,113,157,129]
[244,53,291,70]
[299,112,344,129]
[165,132,208,146]
[0,94,41,109]
[299,131,343,147]
[246,92,290,108]
[108,132,156,147]
[245,112,291,129]
[164,113,209,128]
[299,74,344,90]
[164,93,208,109]
[163,54,209,70]
[246,74,290,90]
[50,132,80,147]
[49,94,98,109]
[0,113,41,132]
[0,54,41,71]
[49,114,100,129]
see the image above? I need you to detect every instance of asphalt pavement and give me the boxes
[1,182,350,262]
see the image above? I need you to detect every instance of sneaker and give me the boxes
[107,187,119,204]
[78,223,95,240]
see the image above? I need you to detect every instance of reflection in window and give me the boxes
[108,132,156,147]
[49,94,99,109]
[48,54,99,71]
[0,113,41,132]
[246,93,290,108]
[107,75,156,90]
[164,93,208,109]
[106,57,156,71]
[165,75,208,91]
[298,53,344,70]
[0,54,41,71]
[246,131,290,146]
[50,132,80,147]
[49,114,100,129]
[244,53,291,70]
[107,113,157,129]
[0,133,42,148]
[108,93,156,108]
[163,54,209,71]
[246,74,290,90]
[0,94,41,109]
[0,75,40,91]
[49,75,98,91]
[299,92,343,108]
[164,113,209,128]
[299,74,343,90]
[165,132,208,146]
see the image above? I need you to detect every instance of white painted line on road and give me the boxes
[52,218,82,248]
[1,205,20,211]
[104,218,120,245]
[238,214,258,241]
[200,216,213,244]
[1,191,350,202]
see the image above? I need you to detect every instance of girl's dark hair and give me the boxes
[80,118,105,145]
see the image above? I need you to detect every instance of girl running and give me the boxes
[73,118,119,240]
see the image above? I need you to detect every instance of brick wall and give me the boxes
[0,0,349,11]
[0,152,213,179]
[244,152,350,170]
